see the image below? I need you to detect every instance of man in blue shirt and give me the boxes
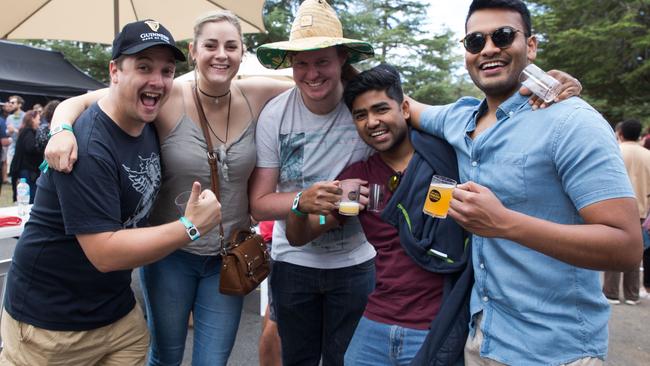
[408,0,642,364]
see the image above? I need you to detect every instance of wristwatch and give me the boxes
[48,123,73,137]
[179,216,200,241]
[291,191,307,217]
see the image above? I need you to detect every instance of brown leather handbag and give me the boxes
[192,86,270,296]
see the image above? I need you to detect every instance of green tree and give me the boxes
[25,39,191,84]
[246,0,463,105]
[528,0,650,125]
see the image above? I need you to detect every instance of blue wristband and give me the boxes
[179,216,200,241]
[39,160,49,173]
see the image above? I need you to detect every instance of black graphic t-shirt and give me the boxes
[5,103,160,331]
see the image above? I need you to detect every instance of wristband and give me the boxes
[39,159,49,173]
[291,191,307,217]
[48,123,73,138]
[179,216,200,241]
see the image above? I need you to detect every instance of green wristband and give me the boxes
[291,191,307,217]
[48,123,73,138]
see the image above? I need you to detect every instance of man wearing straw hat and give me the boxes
[249,0,376,364]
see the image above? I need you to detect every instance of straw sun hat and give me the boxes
[256,0,374,70]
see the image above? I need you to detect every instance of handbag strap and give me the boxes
[192,85,225,239]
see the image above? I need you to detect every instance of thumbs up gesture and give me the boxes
[184,181,221,235]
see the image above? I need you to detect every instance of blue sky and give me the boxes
[427,0,472,53]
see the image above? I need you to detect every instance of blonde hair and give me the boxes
[193,10,244,47]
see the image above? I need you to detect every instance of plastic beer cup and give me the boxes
[422,175,457,219]
[519,64,561,104]
[174,191,192,216]
[367,183,386,213]
[338,181,360,216]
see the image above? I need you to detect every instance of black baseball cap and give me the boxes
[111,19,186,61]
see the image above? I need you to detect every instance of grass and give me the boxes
[0,183,14,208]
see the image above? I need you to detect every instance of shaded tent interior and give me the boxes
[0,40,105,109]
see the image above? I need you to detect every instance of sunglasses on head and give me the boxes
[387,171,402,193]
[461,26,523,54]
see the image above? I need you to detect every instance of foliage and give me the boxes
[528,0,650,125]
[18,1,475,105]
[244,0,465,105]
[24,40,192,84]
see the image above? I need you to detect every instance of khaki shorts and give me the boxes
[0,305,149,366]
[464,313,603,366]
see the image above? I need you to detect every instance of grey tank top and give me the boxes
[149,94,257,256]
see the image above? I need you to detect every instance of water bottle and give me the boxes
[16,178,30,217]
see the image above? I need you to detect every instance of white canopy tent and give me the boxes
[1,0,266,43]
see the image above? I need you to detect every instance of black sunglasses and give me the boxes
[387,171,402,193]
[460,26,523,54]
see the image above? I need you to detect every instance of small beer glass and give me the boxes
[422,175,456,219]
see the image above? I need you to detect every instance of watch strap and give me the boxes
[179,216,200,241]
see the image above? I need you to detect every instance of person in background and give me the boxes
[642,125,650,150]
[643,126,650,297]
[1,19,221,366]
[5,95,25,187]
[35,100,61,152]
[32,103,43,116]
[9,110,42,202]
[0,102,9,195]
[603,120,650,304]
[5,96,25,154]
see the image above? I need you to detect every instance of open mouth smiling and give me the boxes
[480,60,507,70]
[141,92,162,107]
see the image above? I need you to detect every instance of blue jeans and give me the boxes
[344,316,429,366]
[271,259,375,366]
[140,250,244,366]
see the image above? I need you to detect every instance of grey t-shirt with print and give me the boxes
[256,87,376,269]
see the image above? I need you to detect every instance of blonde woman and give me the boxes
[46,12,291,366]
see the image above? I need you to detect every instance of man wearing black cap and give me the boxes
[0,20,220,365]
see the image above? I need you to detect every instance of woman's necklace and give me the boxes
[198,84,231,104]
[202,91,231,145]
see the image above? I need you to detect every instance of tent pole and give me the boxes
[114,0,120,37]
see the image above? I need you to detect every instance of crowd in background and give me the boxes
[0,96,60,202]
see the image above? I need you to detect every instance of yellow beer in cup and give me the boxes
[339,201,360,216]
[422,175,457,219]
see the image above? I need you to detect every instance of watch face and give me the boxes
[189,228,198,236]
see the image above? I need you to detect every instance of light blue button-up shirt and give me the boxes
[421,93,635,365]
